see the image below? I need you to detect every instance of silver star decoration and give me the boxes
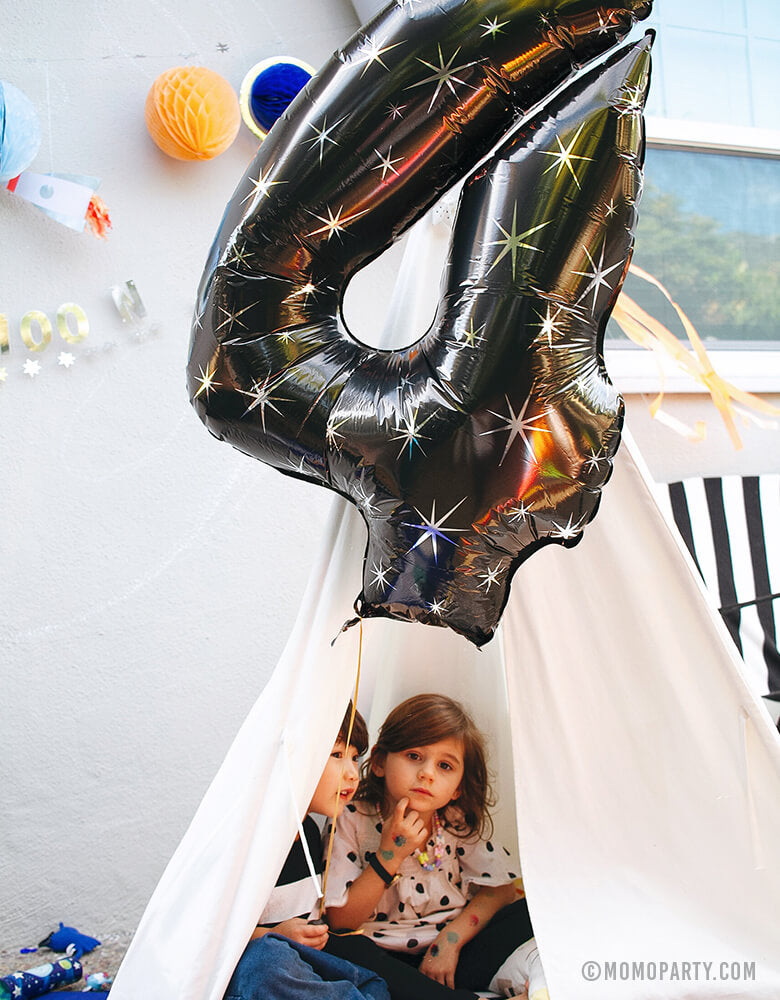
[459,317,486,348]
[194,359,221,399]
[286,454,310,475]
[480,393,551,466]
[216,302,253,333]
[306,204,369,241]
[428,598,447,615]
[534,304,566,348]
[370,560,391,590]
[373,146,403,181]
[408,44,478,113]
[386,101,407,120]
[538,122,593,189]
[403,497,467,562]
[228,244,253,268]
[241,165,285,205]
[217,42,229,52]
[549,514,585,540]
[392,405,432,458]
[604,198,618,218]
[305,114,348,165]
[58,351,75,368]
[354,476,382,517]
[326,415,349,450]
[284,280,323,305]
[355,36,404,76]
[477,563,502,592]
[596,11,614,35]
[506,500,532,523]
[23,358,41,378]
[481,16,509,38]
[583,447,607,472]
[238,375,286,429]
[616,84,645,118]
[486,205,550,280]
[573,242,623,312]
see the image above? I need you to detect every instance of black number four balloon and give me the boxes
[188,0,654,646]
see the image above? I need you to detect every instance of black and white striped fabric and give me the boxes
[657,475,780,698]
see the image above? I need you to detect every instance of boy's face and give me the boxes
[308,740,361,817]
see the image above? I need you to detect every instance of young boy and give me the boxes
[223,704,369,997]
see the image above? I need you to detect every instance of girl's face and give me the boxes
[372,737,464,821]
[309,740,360,817]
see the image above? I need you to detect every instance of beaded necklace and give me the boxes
[414,811,445,871]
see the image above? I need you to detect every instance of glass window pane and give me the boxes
[607,149,780,346]
[750,39,780,130]
[662,28,752,125]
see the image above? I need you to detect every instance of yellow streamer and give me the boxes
[20,310,52,352]
[319,619,363,918]
[0,314,8,354]
[56,303,89,344]
[612,266,780,450]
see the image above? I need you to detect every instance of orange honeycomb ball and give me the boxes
[145,66,240,161]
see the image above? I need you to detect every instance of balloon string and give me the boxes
[319,618,363,918]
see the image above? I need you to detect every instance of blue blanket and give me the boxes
[223,935,390,1000]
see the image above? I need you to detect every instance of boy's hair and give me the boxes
[355,693,494,840]
[337,701,368,756]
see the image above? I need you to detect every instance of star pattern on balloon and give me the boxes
[241,165,285,205]
[604,197,618,218]
[238,375,286,428]
[305,114,348,165]
[326,414,349,450]
[477,563,503,591]
[306,204,370,241]
[573,242,624,312]
[392,405,432,458]
[370,560,392,591]
[486,207,550,280]
[538,122,594,188]
[506,500,533,523]
[386,101,407,120]
[354,36,404,76]
[427,598,447,616]
[373,146,403,181]
[194,359,221,399]
[408,45,479,113]
[216,303,253,333]
[481,16,509,39]
[354,475,383,517]
[284,279,324,305]
[549,513,586,539]
[533,304,566,348]
[616,84,646,118]
[403,497,468,562]
[583,447,607,472]
[480,393,551,466]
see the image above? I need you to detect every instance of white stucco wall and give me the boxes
[1,0,777,944]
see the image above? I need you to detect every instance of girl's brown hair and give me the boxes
[355,693,495,840]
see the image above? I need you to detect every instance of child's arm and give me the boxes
[419,882,517,988]
[251,917,329,950]
[325,797,427,929]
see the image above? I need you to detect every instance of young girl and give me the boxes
[324,694,547,1000]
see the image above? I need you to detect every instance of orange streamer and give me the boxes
[612,265,780,450]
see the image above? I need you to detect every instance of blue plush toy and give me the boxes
[37,923,100,959]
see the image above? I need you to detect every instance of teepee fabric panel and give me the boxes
[503,439,780,999]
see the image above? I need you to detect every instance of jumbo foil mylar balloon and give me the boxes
[188,0,653,646]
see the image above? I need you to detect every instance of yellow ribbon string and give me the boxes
[319,619,363,918]
[611,265,780,450]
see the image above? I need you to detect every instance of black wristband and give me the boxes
[367,851,398,886]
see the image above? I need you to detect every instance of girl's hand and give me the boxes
[271,917,329,950]
[378,797,428,863]
[419,933,462,989]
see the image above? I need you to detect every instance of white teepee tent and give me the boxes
[111,207,780,1000]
